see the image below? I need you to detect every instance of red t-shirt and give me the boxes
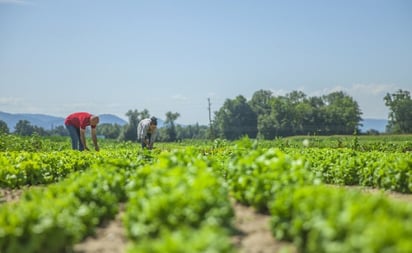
[64,112,96,129]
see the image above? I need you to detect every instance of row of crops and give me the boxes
[227,140,412,252]
[0,147,236,253]
[0,134,412,252]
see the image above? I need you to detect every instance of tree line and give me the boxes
[1,89,411,140]
[212,89,412,140]
[214,90,362,140]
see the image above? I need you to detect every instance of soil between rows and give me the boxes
[73,201,296,253]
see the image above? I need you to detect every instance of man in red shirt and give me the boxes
[64,112,100,151]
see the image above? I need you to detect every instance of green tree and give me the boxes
[260,92,326,137]
[164,111,180,141]
[98,123,122,139]
[0,120,9,134]
[14,120,34,136]
[212,89,363,139]
[249,90,275,139]
[286,91,309,135]
[256,112,278,139]
[322,91,362,134]
[32,126,49,136]
[214,95,257,140]
[174,123,209,140]
[249,89,273,115]
[270,96,295,136]
[306,96,325,134]
[120,109,141,141]
[384,89,412,133]
[139,109,150,120]
[49,125,69,136]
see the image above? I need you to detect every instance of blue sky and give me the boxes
[1,0,411,125]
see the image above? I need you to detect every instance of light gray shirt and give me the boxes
[137,118,157,144]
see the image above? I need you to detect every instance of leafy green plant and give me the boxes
[270,185,412,252]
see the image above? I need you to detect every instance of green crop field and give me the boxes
[0,133,411,253]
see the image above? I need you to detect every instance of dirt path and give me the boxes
[73,204,126,253]
[333,185,412,203]
[73,201,295,253]
[0,188,25,203]
[231,202,296,253]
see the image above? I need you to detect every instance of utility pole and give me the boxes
[207,98,214,139]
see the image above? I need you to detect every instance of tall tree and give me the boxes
[286,91,308,135]
[121,109,141,141]
[139,109,150,120]
[384,89,412,133]
[0,120,9,134]
[174,123,209,140]
[214,95,257,140]
[256,112,278,139]
[164,111,180,141]
[249,89,273,115]
[97,123,122,139]
[212,89,364,139]
[305,96,325,134]
[14,120,34,136]
[322,91,362,134]
[270,96,295,136]
[250,90,276,139]
[49,125,68,136]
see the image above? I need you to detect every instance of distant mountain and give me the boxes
[360,118,388,133]
[98,114,127,126]
[0,111,127,131]
[0,111,64,131]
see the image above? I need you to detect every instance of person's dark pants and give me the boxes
[66,124,84,151]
